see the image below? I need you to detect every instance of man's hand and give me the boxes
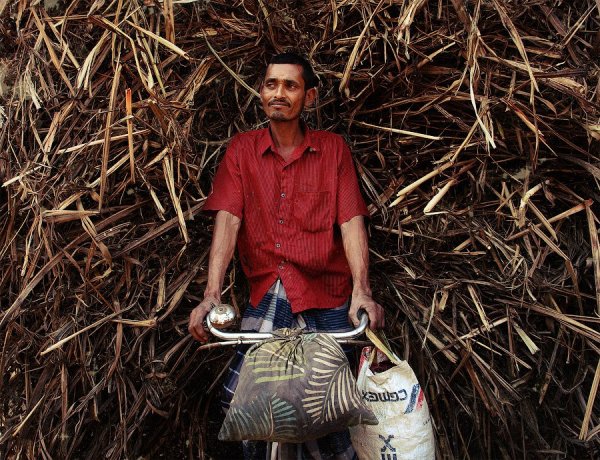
[340,216,384,330]
[349,291,385,330]
[188,296,220,343]
[189,210,241,343]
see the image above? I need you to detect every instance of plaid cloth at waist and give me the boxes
[221,280,357,460]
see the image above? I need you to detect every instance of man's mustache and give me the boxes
[269,99,291,107]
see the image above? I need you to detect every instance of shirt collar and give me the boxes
[258,122,319,157]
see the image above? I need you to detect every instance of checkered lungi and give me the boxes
[221,280,358,460]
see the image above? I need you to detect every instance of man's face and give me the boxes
[260,63,316,123]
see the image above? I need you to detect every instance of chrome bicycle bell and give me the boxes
[207,303,237,329]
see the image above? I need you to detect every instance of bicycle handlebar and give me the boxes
[205,304,369,345]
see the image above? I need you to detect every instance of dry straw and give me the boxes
[1,0,599,458]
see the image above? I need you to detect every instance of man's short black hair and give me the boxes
[268,52,319,90]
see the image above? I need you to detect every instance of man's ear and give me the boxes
[304,87,317,108]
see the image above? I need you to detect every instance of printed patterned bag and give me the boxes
[219,328,378,442]
[349,330,435,460]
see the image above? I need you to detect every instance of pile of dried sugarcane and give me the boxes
[1,0,599,458]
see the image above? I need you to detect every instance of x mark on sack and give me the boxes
[379,434,396,452]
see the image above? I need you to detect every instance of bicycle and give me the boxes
[204,303,371,459]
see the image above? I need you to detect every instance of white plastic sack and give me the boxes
[349,333,435,460]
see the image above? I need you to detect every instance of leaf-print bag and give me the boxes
[349,330,435,460]
[218,328,378,442]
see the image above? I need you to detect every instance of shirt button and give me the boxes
[278,219,284,224]
[275,243,281,248]
[280,193,286,198]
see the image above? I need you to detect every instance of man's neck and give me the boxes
[269,120,305,161]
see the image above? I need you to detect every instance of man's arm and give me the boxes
[188,210,241,342]
[340,215,385,329]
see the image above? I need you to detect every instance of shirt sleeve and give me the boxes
[203,136,244,219]
[336,140,369,225]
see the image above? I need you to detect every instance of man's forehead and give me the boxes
[264,63,304,82]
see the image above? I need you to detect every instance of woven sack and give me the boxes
[349,330,435,460]
[219,328,378,442]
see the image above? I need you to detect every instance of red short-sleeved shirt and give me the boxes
[203,127,368,313]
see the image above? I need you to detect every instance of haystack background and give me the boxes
[1,0,599,458]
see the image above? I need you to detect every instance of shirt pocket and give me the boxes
[293,191,333,233]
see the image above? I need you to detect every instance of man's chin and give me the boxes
[268,112,299,123]
[269,113,288,122]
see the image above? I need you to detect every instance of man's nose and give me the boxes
[275,84,284,97]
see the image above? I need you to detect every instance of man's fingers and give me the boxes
[188,310,202,342]
[357,308,372,328]
[349,308,362,327]
[365,303,384,330]
[188,306,210,343]
[189,321,207,342]
[350,305,383,329]
[365,308,376,329]
[189,298,221,342]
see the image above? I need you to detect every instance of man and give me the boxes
[189,52,384,459]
